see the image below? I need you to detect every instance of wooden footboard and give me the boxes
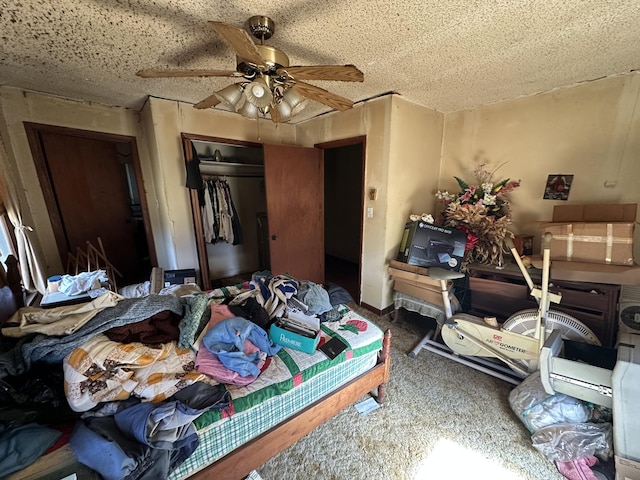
[188,328,392,480]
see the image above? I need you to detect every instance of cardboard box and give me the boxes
[543,222,634,265]
[615,455,640,480]
[397,221,466,271]
[553,203,637,223]
[530,257,640,285]
[388,261,451,307]
[389,259,430,276]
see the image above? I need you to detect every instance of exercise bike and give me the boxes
[409,233,600,383]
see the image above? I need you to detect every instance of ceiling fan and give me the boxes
[137,16,364,123]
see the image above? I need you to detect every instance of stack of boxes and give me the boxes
[387,260,449,308]
[541,204,636,266]
[392,220,466,309]
[539,204,639,479]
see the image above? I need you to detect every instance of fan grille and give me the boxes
[502,308,601,345]
[619,303,640,331]
[502,308,601,373]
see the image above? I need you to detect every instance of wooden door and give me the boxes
[264,144,324,283]
[32,130,151,284]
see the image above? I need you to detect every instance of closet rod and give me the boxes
[202,173,263,179]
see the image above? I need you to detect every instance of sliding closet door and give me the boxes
[263,144,324,283]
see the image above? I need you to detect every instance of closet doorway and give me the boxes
[24,123,156,285]
[317,137,365,304]
[183,134,325,289]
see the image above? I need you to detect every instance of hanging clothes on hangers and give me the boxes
[202,181,215,243]
[200,177,243,245]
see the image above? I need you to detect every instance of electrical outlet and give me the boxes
[367,207,374,218]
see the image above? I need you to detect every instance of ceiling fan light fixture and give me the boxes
[274,99,292,122]
[237,100,260,119]
[283,88,308,116]
[214,83,244,110]
[244,77,273,108]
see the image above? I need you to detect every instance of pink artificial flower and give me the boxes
[458,226,479,251]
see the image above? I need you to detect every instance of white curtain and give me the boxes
[0,135,47,294]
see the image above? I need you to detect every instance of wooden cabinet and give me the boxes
[467,264,620,347]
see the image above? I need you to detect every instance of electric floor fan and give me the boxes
[411,233,600,383]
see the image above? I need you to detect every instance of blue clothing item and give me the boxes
[114,400,201,450]
[71,403,200,480]
[70,417,150,480]
[297,281,333,315]
[202,317,281,377]
[249,273,299,319]
[0,423,61,478]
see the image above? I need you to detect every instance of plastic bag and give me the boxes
[508,371,593,432]
[531,422,613,462]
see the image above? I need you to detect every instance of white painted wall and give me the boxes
[441,73,640,258]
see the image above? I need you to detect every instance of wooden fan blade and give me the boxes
[137,69,239,78]
[279,65,364,82]
[194,94,222,109]
[209,21,265,67]
[293,82,354,111]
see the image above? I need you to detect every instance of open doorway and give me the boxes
[318,137,365,303]
[24,123,156,286]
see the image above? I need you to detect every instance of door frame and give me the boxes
[315,136,366,304]
[181,132,263,290]
[23,122,157,270]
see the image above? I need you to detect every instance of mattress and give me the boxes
[170,308,383,479]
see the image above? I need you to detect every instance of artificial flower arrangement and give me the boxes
[411,163,521,269]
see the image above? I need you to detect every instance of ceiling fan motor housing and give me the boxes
[237,44,290,79]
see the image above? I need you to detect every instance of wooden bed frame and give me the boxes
[188,329,391,480]
[2,256,391,480]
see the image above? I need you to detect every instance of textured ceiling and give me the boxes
[1,0,639,123]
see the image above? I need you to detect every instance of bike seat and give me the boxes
[427,267,465,281]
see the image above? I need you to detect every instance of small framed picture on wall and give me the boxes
[543,174,573,200]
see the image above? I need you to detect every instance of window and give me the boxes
[0,213,16,266]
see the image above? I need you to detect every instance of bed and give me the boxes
[1,260,391,480]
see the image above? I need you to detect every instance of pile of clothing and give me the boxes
[509,371,616,480]
[1,293,232,479]
[0,270,353,479]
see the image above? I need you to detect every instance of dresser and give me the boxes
[465,263,620,348]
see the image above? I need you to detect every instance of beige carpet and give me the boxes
[257,306,564,480]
